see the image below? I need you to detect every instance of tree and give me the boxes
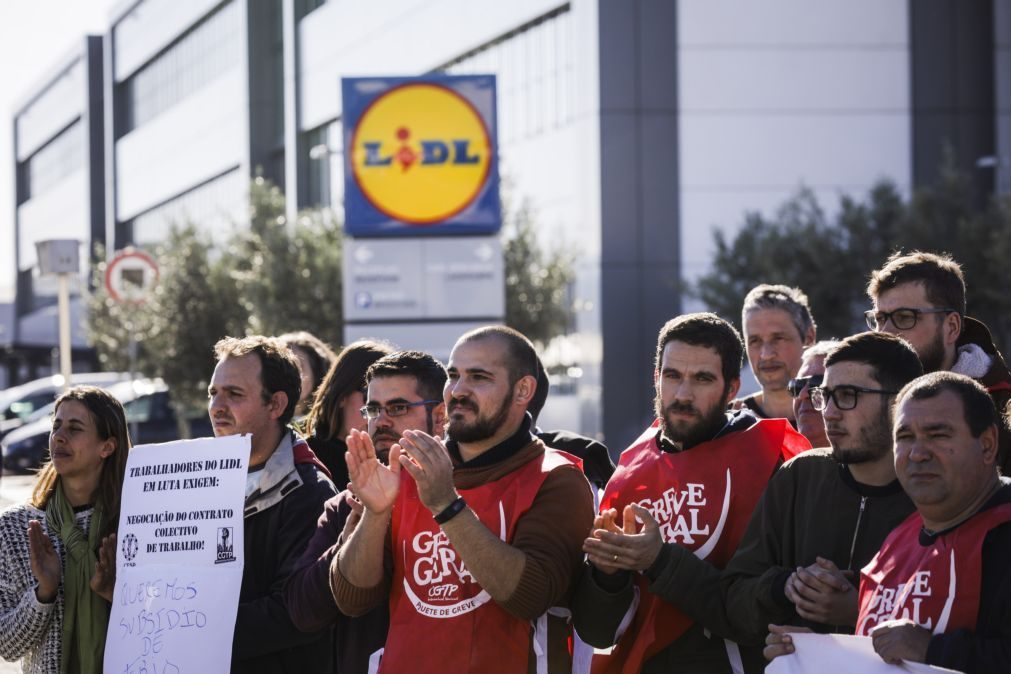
[224,177,345,346]
[89,176,578,432]
[87,226,248,435]
[693,165,1011,354]
[502,196,576,345]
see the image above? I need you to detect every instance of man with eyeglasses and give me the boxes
[866,250,1011,471]
[331,326,594,674]
[720,332,921,651]
[284,350,448,674]
[788,341,837,448]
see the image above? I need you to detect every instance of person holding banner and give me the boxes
[720,332,920,642]
[765,372,1011,672]
[855,372,1011,671]
[331,326,594,674]
[0,385,129,673]
[208,336,337,673]
[570,313,810,674]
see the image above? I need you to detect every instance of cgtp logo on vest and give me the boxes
[401,503,507,619]
[350,82,493,226]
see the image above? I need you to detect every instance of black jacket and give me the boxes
[721,448,915,642]
[232,436,337,674]
[536,428,615,492]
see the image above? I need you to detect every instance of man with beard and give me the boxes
[720,332,921,648]
[789,341,836,448]
[732,285,817,422]
[330,326,594,674]
[866,250,1011,471]
[284,350,447,673]
[570,313,811,674]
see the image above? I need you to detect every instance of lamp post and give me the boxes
[35,239,81,390]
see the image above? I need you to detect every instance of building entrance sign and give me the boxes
[343,75,500,236]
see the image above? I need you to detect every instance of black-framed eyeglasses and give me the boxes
[787,374,824,398]
[864,307,957,331]
[809,385,898,412]
[360,400,441,420]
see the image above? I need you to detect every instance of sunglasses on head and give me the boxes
[787,373,824,398]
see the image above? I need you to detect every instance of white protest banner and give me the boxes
[105,435,250,674]
[766,633,964,674]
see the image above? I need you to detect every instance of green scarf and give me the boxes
[45,484,109,674]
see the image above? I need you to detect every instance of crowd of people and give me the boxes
[0,249,1009,674]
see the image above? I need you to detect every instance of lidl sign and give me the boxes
[342,75,500,236]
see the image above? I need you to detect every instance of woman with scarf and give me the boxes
[0,385,130,673]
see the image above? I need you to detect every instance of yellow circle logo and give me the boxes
[350,83,493,224]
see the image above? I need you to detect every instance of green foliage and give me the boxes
[143,226,248,414]
[224,177,344,346]
[89,176,576,428]
[694,165,1011,353]
[87,179,345,432]
[502,197,576,345]
[87,227,248,425]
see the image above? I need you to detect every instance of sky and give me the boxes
[0,0,119,302]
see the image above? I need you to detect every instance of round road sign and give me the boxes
[105,249,159,304]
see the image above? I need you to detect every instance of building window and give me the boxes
[21,121,84,201]
[126,169,244,247]
[119,0,240,135]
[438,4,573,145]
[296,0,327,20]
[304,125,331,208]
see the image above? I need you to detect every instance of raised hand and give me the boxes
[90,533,117,602]
[396,430,458,514]
[584,504,664,573]
[27,520,61,604]
[346,428,401,515]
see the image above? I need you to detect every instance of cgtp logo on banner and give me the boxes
[342,75,500,236]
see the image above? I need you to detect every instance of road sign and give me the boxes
[343,236,504,321]
[105,248,159,304]
[342,75,500,236]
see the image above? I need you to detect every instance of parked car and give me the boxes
[2,378,213,473]
[0,372,130,439]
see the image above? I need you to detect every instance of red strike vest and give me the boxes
[591,418,810,674]
[380,448,582,674]
[857,502,1011,636]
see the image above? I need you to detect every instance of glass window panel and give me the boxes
[120,0,240,135]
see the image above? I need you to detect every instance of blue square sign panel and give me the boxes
[342,75,501,237]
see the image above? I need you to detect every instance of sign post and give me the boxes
[35,239,80,390]
[341,74,502,348]
[105,248,159,437]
